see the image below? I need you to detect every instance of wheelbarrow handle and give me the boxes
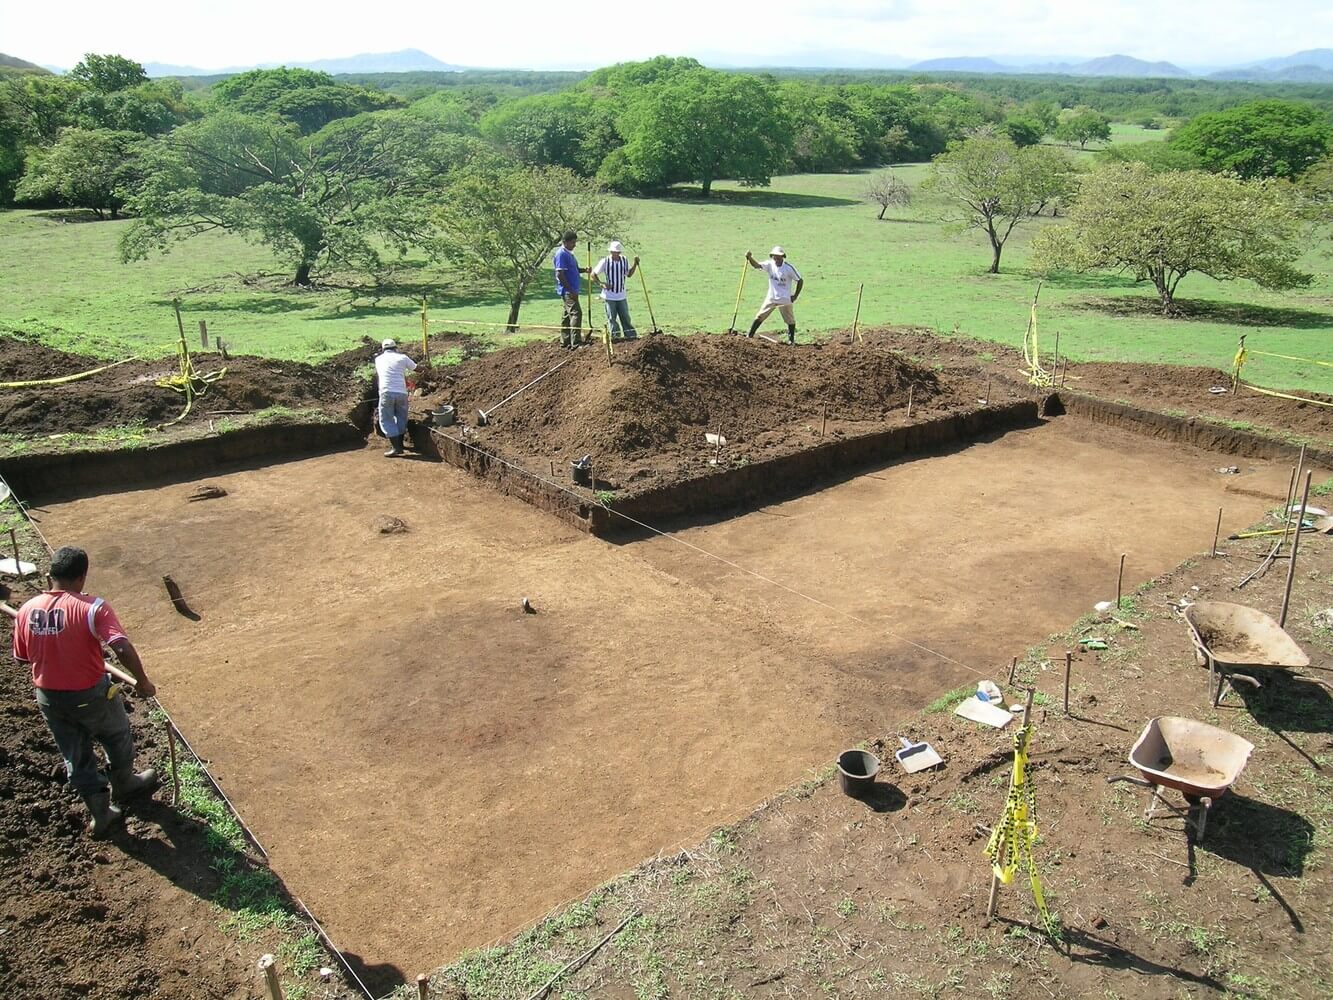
[1106,775,1153,788]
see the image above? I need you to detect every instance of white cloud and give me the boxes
[1,0,1328,70]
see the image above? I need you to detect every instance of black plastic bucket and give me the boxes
[837,749,880,797]
[571,460,592,487]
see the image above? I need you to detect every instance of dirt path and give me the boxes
[34,418,1299,988]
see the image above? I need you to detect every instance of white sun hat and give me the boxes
[769,246,786,256]
[381,339,397,349]
[608,240,623,252]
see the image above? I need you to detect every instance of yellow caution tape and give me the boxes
[1248,350,1333,369]
[984,720,1055,933]
[1237,381,1333,408]
[0,356,139,389]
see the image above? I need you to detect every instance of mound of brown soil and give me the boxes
[0,336,360,436]
[429,333,982,487]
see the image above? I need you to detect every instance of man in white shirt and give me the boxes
[374,339,417,458]
[744,246,804,345]
[591,240,641,341]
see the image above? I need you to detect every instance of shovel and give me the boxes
[895,736,943,774]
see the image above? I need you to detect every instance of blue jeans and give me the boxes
[379,391,409,438]
[604,299,636,338]
[35,676,136,797]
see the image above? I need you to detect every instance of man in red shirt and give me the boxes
[12,546,159,838]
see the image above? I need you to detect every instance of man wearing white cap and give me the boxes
[374,338,416,458]
[591,241,641,341]
[744,246,803,344]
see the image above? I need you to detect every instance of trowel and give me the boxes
[895,736,944,774]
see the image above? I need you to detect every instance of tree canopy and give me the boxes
[211,68,404,134]
[1031,162,1312,313]
[15,127,142,218]
[433,164,628,328]
[1169,99,1332,180]
[925,131,1076,272]
[122,110,482,284]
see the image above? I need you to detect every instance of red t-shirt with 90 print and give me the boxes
[12,591,127,691]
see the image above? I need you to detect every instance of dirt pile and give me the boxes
[0,335,360,435]
[432,334,956,482]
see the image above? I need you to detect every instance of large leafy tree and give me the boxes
[15,127,142,218]
[479,92,621,176]
[70,53,147,93]
[1170,100,1332,180]
[122,110,479,285]
[925,130,1074,272]
[1031,162,1312,314]
[433,164,628,329]
[1053,107,1111,148]
[211,68,403,134]
[601,68,790,196]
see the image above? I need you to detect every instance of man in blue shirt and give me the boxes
[553,230,588,349]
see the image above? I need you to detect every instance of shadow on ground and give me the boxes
[1074,295,1333,329]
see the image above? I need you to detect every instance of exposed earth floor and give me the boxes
[30,413,1303,990]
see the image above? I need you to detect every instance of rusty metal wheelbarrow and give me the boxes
[1183,601,1314,707]
[1108,717,1253,842]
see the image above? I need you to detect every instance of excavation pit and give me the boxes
[30,410,1304,991]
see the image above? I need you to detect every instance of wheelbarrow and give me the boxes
[1183,601,1313,707]
[1107,717,1253,842]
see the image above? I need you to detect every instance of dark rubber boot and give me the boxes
[747,320,761,338]
[110,767,160,804]
[384,435,405,457]
[82,792,124,840]
[788,325,797,345]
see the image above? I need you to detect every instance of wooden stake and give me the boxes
[421,298,430,362]
[1052,330,1060,376]
[820,401,827,437]
[1281,446,1306,553]
[906,384,915,419]
[218,338,229,361]
[1280,471,1313,629]
[258,955,285,1000]
[1007,656,1018,686]
[173,297,187,341]
[1211,507,1223,558]
[165,719,181,806]
[416,973,430,1000]
[1063,650,1073,714]
[851,283,864,344]
[8,527,22,581]
[1061,356,1068,387]
[984,375,991,405]
[1116,553,1126,611]
[549,460,555,478]
[199,320,209,348]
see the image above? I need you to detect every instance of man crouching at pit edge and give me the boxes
[11,546,160,838]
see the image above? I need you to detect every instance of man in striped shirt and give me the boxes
[591,240,641,341]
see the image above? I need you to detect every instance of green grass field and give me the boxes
[2,126,1329,393]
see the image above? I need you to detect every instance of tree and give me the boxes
[1169,100,1332,180]
[1031,162,1312,314]
[1020,145,1078,216]
[211,68,402,134]
[1054,107,1111,148]
[925,131,1069,273]
[604,69,790,196]
[123,110,478,285]
[864,170,912,219]
[70,53,147,93]
[1001,116,1045,148]
[479,92,621,176]
[434,164,628,329]
[15,127,142,218]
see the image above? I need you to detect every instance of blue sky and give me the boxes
[2,0,1329,70]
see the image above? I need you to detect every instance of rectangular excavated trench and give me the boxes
[33,413,1305,992]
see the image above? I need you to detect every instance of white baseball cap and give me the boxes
[381,338,397,350]
[608,240,623,252]
[769,246,786,256]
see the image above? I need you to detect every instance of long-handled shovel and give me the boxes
[726,258,749,335]
[638,264,662,336]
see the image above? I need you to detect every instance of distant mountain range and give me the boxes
[13,46,1333,82]
[140,48,464,78]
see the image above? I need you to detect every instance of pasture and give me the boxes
[1,126,1329,394]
